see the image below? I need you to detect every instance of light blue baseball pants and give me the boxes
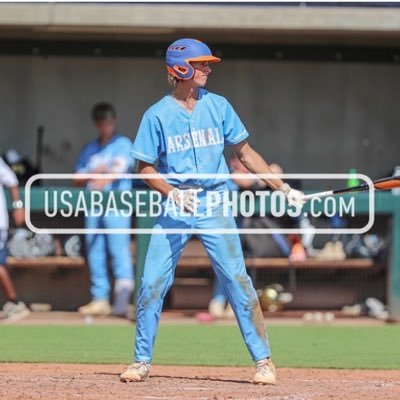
[85,213,134,301]
[134,185,271,362]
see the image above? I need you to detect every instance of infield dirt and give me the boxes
[1,363,399,400]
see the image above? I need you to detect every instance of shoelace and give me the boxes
[3,302,14,313]
[130,362,149,372]
[4,303,20,316]
[256,360,272,374]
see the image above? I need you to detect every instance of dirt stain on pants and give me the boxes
[235,274,268,345]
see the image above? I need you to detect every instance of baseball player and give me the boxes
[74,103,135,317]
[120,39,304,384]
[0,156,31,322]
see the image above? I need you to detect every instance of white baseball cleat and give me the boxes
[208,299,226,319]
[120,362,151,382]
[253,358,276,385]
[2,301,31,323]
[78,300,111,316]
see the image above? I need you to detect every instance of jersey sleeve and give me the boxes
[75,144,90,173]
[131,114,161,164]
[0,157,18,187]
[222,100,249,145]
[110,137,133,173]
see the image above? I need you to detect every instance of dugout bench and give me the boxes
[6,239,374,310]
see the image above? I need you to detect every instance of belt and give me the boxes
[178,182,226,191]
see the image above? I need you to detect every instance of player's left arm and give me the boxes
[89,138,133,190]
[0,157,24,226]
[231,140,305,207]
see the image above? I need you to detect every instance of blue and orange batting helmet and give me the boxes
[165,38,221,80]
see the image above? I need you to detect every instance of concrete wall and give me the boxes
[0,55,399,184]
[1,4,400,45]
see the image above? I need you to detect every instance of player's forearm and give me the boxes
[9,185,25,226]
[142,176,174,198]
[73,176,113,187]
[233,142,285,191]
[73,161,124,187]
[72,176,89,187]
[9,185,21,203]
[243,154,284,191]
[93,157,129,186]
[138,161,174,197]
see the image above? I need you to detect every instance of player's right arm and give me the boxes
[137,161,201,214]
[131,114,174,196]
[137,161,174,197]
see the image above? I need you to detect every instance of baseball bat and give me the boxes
[36,125,44,172]
[302,176,400,201]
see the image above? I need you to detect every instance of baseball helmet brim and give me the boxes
[187,55,221,63]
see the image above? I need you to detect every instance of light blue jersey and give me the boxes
[131,89,249,188]
[76,134,133,191]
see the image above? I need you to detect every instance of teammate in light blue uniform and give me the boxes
[120,39,304,384]
[75,102,134,318]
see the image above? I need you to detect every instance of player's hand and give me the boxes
[89,178,112,190]
[286,188,305,208]
[171,188,203,214]
[92,164,108,174]
[280,183,305,209]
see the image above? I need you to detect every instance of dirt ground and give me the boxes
[1,363,400,400]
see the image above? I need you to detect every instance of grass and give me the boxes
[0,324,399,369]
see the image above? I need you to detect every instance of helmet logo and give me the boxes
[169,46,187,51]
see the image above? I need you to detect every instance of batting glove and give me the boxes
[279,183,305,208]
[171,188,203,214]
